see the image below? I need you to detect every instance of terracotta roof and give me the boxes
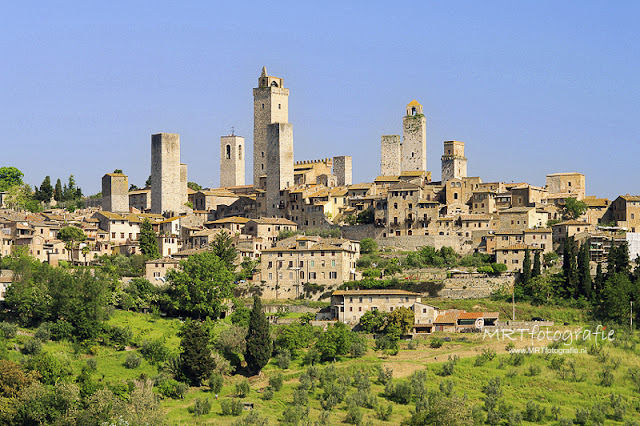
[407,99,421,107]
[210,216,251,224]
[146,257,180,264]
[399,171,425,177]
[348,183,373,190]
[251,217,297,226]
[374,175,400,182]
[389,181,421,191]
[620,195,640,202]
[584,198,609,207]
[434,312,459,324]
[332,289,421,296]
[496,244,542,250]
[523,228,552,233]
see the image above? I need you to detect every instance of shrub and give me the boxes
[376,366,393,385]
[35,322,52,341]
[236,378,250,397]
[262,387,274,400]
[0,322,17,339]
[156,379,188,399]
[276,349,291,369]
[599,367,614,387]
[221,398,243,416]
[86,358,97,371]
[345,401,363,425]
[208,372,224,393]
[430,337,443,349]
[293,388,309,406]
[438,355,459,376]
[123,353,141,369]
[22,338,42,355]
[269,372,284,391]
[376,401,393,420]
[282,405,309,425]
[189,397,212,416]
[526,364,541,377]
[140,339,169,365]
[350,334,367,358]
[522,400,546,422]
[407,340,418,350]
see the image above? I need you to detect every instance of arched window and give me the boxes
[411,107,417,116]
[225,144,231,159]
[238,145,242,160]
[271,81,279,87]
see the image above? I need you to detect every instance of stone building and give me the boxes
[441,140,467,182]
[266,123,294,217]
[102,173,129,213]
[610,195,640,232]
[253,67,289,187]
[220,134,245,187]
[151,133,188,216]
[333,155,352,186]
[380,135,402,176]
[402,100,427,172]
[546,172,585,200]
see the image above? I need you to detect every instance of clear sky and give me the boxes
[2,1,639,199]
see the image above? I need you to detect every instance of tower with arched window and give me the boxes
[401,100,427,172]
[220,135,245,187]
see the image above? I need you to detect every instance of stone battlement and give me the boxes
[295,158,333,165]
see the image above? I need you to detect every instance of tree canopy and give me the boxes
[57,226,86,244]
[210,231,237,271]
[0,167,24,192]
[562,197,588,220]
[139,219,159,259]
[244,296,272,374]
[166,251,235,319]
[179,320,214,385]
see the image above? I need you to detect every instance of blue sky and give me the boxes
[2,1,639,199]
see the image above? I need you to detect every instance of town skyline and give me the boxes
[3,2,640,199]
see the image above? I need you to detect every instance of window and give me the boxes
[310,260,315,267]
[238,145,242,160]
[331,260,336,267]
[225,144,231,159]
[268,273,273,280]
[309,272,316,279]
[358,306,362,312]
[359,297,363,303]
[349,307,353,312]
[330,271,337,279]
[369,297,373,302]
[423,308,427,314]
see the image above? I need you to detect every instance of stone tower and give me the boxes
[151,133,186,216]
[220,135,245,187]
[380,135,401,176]
[102,172,128,213]
[253,67,289,188]
[401,100,427,172]
[266,123,294,217]
[441,140,467,182]
[333,156,352,186]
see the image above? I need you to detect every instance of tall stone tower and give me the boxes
[441,140,467,182]
[253,67,289,188]
[151,133,186,216]
[380,135,401,176]
[102,172,128,213]
[401,100,427,172]
[220,135,245,187]
[266,123,294,217]
[333,156,352,186]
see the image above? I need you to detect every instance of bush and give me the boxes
[22,338,42,355]
[262,387,274,400]
[526,364,541,377]
[209,372,224,393]
[0,322,17,339]
[86,358,97,371]
[156,379,188,399]
[140,339,169,365]
[189,397,212,416]
[35,322,52,341]
[50,320,74,341]
[430,337,443,349]
[282,404,309,425]
[269,373,284,391]
[221,398,243,416]
[236,378,250,397]
[123,353,141,369]
[345,401,363,424]
[276,349,291,369]
[376,401,393,420]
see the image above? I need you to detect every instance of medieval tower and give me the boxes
[101,172,128,213]
[266,123,294,216]
[380,135,402,176]
[220,134,245,187]
[253,67,289,188]
[151,133,187,216]
[401,100,427,172]
[333,155,353,186]
[441,140,467,182]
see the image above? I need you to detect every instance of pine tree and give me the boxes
[210,231,237,271]
[522,248,532,287]
[245,296,272,375]
[179,320,214,386]
[532,250,541,278]
[54,179,63,202]
[139,219,160,259]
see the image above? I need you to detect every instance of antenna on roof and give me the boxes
[230,126,235,136]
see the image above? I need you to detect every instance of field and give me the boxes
[5,300,640,425]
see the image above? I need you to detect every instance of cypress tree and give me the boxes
[606,240,617,280]
[563,236,579,298]
[532,250,541,278]
[54,178,63,202]
[616,241,630,276]
[179,320,214,386]
[594,262,605,299]
[577,242,592,299]
[522,248,532,287]
[139,218,160,259]
[245,296,272,375]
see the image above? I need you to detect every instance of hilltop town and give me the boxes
[1,67,637,298]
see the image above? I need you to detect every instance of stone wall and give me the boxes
[439,274,515,299]
[375,234,472,253]
[340,224,384,241]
